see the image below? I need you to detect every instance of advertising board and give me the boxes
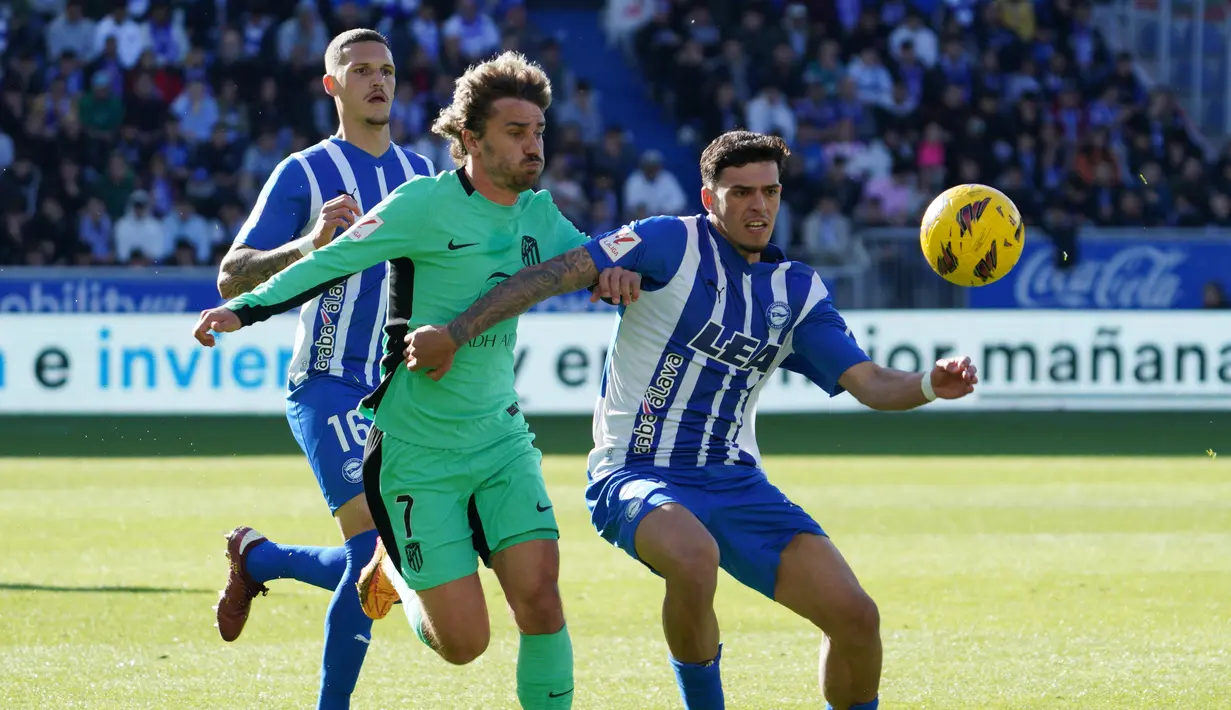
[0,268,611,314]
[967,238,1231,309]
[1,312,1227,414]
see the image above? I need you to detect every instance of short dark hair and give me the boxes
[699,131,790,188]
[431,51,552,165]
[324,29,389,74]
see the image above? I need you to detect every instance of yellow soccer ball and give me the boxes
[919,184,1026,287]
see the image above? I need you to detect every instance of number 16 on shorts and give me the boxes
[327,410,371,453]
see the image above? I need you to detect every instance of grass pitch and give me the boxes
[1,454,1228,709]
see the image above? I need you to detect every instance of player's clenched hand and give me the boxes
[930,356,978,399]
[192,307,242,347]
[311,194,362,248]
[404,325,457,381]
[590,267,642,306]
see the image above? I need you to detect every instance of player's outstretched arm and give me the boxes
[193,203,411,347]
[403,247,638,379]
[788,281,977,411]
[838,358,978,411]
[219,245,310,300]
[449,246,601,345]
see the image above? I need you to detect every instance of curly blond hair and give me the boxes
[431,52,552,165]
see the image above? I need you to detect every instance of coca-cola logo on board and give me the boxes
[1013,246,1186,308]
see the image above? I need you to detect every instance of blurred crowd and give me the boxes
[620,0,1224,274]
[0,0,578,267]
[1,0,1229,274]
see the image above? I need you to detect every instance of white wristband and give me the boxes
[921,373,937,402]
[295,235,317,257]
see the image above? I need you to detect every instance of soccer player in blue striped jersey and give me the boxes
[403,131,980,710]
[210,29,433,710]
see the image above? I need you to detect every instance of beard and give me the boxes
[505,162,541,191]
[711,213,771,254]
[364,113,391,127]
[483,142,542,192]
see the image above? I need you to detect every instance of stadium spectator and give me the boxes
[163,196,217,264]
[45,3,95,62]
[745,84,797,146]
[613,0,1223,293]
[2,151,40,215]
[171,79,219,144]
[113,191,165,263]
[541,156,590,226]
[443,0,502,62]
[801,195,863,267]
[622,150,687,219]
[889,12,938,67]
[94,7,149,69]
[589,126,636,187]
[555,79,604,147]
[0,0,1224,275]
[78,196,113,264]
[79,71,123,137]
[277,5,330,64]
[1203,281,1229,308]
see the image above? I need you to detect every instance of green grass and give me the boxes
[2,455,1229,708]
[5,411,1230,457]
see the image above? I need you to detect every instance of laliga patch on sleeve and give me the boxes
[348,215,384,241]
[599,227,642,262]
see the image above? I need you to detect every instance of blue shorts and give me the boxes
[286,376,374,514]
[585,464,826,600]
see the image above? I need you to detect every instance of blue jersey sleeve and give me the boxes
[582,215,689,289]
[783,295,870,397]
[235,156,312,250]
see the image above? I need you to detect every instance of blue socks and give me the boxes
[245,540,347,592]
[670,644,724,710]
[317,529,377,710]
[670,642,877,710]
[240,532,377,708]
[828,700,879,710]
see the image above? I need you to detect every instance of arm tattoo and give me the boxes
[217,244,305,299]
[447,246,600,346]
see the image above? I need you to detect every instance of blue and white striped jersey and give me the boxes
[582,214,871,477]
[235,137,434,390]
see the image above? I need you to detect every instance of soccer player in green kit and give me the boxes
[191,51,610,709]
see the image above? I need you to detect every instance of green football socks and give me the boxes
[516,624,574,709]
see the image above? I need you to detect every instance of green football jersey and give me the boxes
[226,169,589,448]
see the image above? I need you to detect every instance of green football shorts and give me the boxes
[362,425,559,591]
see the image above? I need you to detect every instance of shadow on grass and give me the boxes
[0,583,212,594]
[2,412,1226,457]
